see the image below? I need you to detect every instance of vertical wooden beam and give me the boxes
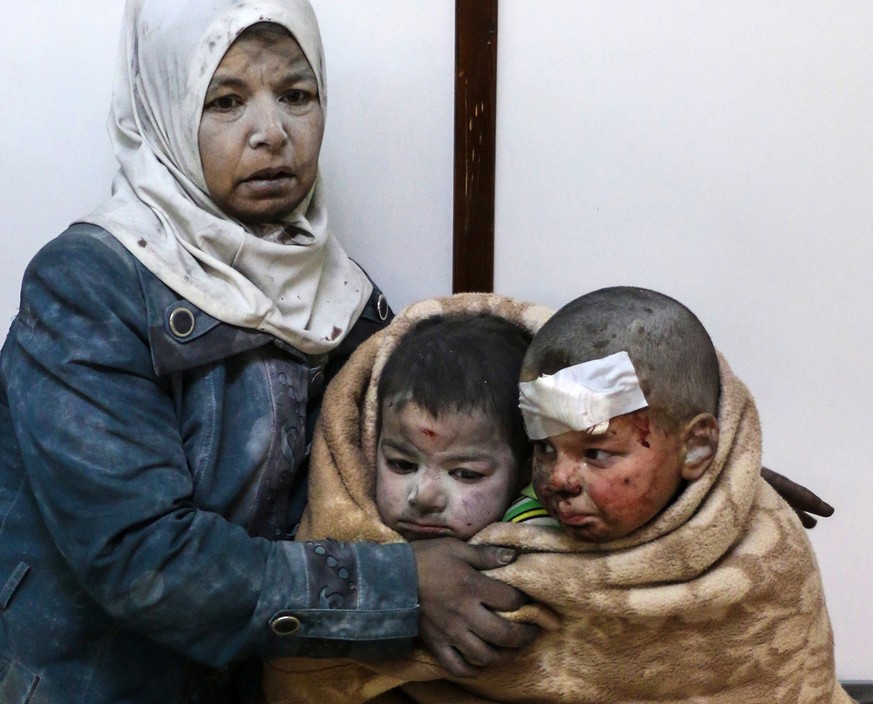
[453,0,498,293]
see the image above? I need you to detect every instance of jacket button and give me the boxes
[376,293,389,321]
[269,612,301,636]
[168,307,196,338]
[308,368,325,398]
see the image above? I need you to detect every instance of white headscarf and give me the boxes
[79,0,372,354]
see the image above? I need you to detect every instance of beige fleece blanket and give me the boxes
[264,293,851,704]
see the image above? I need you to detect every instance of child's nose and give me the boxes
[409,472,447,512]
[549,455,584,495]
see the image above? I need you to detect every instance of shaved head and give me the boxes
[523,287,720,428]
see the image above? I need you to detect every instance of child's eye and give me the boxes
[387,459,417,474]
[583,448,613,463]
[532,440,555,458]
[450,468,484,482]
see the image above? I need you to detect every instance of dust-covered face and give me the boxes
[376,402,520,541]
[198,29,324,226]
[531,409,688,542]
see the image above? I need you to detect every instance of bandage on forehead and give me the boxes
[519,351,648,440]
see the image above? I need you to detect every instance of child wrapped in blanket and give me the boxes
[263,290,851,704]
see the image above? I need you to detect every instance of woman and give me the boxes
[0,1,535,702]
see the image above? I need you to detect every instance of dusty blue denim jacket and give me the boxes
[0,224,417,703]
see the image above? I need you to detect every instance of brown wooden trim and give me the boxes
[453,0,498,293]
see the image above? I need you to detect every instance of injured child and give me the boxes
[263,289,852,704]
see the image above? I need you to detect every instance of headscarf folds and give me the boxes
[80,0,372,354]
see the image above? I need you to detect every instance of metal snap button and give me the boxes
[269,613,301,636]
[376,294,389,321]
[168,307,196,338]
[309,368,325,398]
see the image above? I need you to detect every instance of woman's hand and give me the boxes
[761,466,834,528]
[411,537,539,678]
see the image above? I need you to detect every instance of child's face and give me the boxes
[531,409,688,542]
[376,402,520,541]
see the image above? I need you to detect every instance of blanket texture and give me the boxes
[264,293,851,704]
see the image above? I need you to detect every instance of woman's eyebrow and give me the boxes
[205,75,247,93]
[206,68,316,94]
[277,66,318,84]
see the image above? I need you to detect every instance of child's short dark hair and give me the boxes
[522,287,720,428]
[378,313,532,466]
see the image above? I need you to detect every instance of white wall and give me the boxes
[1,3,124,329]
[309,0,455,307]
[495,0,873,679]
[0,0,454,327]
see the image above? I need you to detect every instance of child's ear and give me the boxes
[680,413,719,481]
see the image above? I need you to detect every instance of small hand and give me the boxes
[411,537,539,678]
[761,466,834,528]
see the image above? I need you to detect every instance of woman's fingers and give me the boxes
[411,538,540,678]
[428,644,478,679]
[761,466,834,528]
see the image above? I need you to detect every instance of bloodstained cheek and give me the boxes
[592,473,659,528]
[419,426,436,439]
[589,470,635,508]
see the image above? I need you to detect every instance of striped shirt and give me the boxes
[502,484,561,528]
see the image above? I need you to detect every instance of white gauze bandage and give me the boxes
[519,351,648,440]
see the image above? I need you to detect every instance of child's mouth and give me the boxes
[396,521,452,539]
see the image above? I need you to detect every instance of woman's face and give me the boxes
[199,29,324,227]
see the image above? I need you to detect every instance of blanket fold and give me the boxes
[264,293,851,704]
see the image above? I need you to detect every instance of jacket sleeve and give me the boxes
[2,230,418,665]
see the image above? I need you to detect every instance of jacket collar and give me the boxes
[135,245,390,377]
[137,262,277,376]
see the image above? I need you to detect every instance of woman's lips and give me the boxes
[240,168,294,193]
[245,167,293,181]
